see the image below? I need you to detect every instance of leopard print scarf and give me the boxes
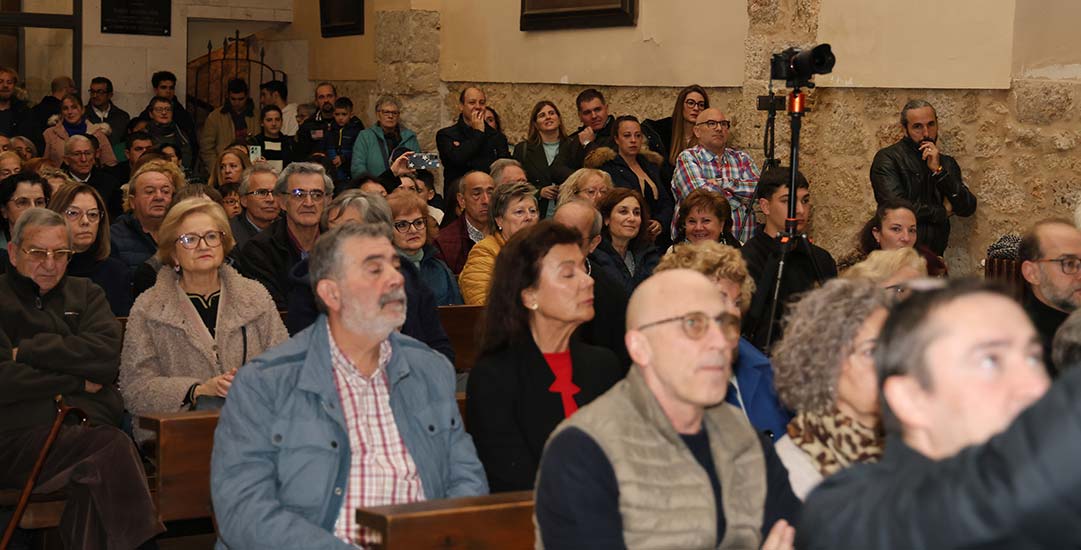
[786,409,885,477]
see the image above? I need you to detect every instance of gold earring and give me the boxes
[530,303,539,310]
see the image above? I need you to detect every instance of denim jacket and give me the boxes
[211,318,488,549]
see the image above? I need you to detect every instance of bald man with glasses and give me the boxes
[671,108,761,244]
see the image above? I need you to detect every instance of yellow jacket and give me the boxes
[458,233,505,305]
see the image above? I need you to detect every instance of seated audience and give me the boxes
[354,174,389,196]
[567,88,616,168]
[434,172,495,274]
[672,188,739,250]
[655,241,791,441]
[324,97,364,182]
[11,135,37,161]
[232,161,329,308]
[408,171,444,224]
[841,247,929,288]
[62,134,123,219]
[1019,218,1081,375]
[43,93,117,168]
[146,95,195,172]
[770,278,890,499]
[212,222,487,548]
[109,130,154,182]
[208,145,251,189]
[0,150,20,180]
[85,76,130,159]
[131,184,223,298]
[591,187,660,295]
[31,76,76,143]
[0,67,36,146]
[672,107,759,243]
[741,167,837,352]
[229,162,281,249]
[199,78,257,172]
[436,86,510,186]
[1053,307,1081,372]
[249,104,295,173]
[121,198,287,431]
[219,182,242,217]
[491,157,527,186]
[49,183,132,315]
[38,166,75,194]
[468,221,622,492]
[388,189,462,306]
[585,115,673,244]
[514,100,574,217]
[351,95,419,178]
[1,171,49,249]
[556,167,613,208]
[459,181,538,305]
[798,280,1051,549]
[111,159,184,272]
[535,269,799,548]
[0,208,164,547]
[836,199,947,276]
[643,84,709,173]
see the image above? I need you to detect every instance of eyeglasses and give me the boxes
[63,207,101,223]
[177,231,225,249]
[379,109,400,116]
[9,197,47,209]
[636,310,740,340]
[393,218,426,233]
[22,247,73,263]
[280,189,326,201]
[244,189,274,198]
[684,99,707,110]
[695,120,730,130]
[152,107,172,114]
[1037,256,1081,275]
[223,198,240,207]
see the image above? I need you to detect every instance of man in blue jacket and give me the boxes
[211,222,488,549]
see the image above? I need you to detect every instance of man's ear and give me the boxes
[756,197,771,218]
[587,234,602,254]
[882,375,930,431]
[315,279,342,313]
[6,241,16,268]
[457,193,466,212]
[625,330,652,368]
[1021,260,1040,286]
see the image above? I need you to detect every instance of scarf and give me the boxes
[63,119,88,137]
[786,409,884,477]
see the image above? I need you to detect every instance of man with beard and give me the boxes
[1020,219,1081,375]
[0,66,36,147]
[294,82,345,161]
[870,100,976,255]
[212,221,487,549]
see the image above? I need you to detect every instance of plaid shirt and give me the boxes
[328,324,425,546]
[671,145,761,243]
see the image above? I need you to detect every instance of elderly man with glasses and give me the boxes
[671,107,760,243]
[229,162,282,248]
[1,208,164,548]
[534,268,801,550]
[1019,218,1081,376]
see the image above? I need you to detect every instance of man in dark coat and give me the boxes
[110,159,176,272]
[0,208,163,548]
[62,135,123,221]
[436,86,510,187]
[1019,219,1081,376]
[566,88,616,169]
[85,76,130,140]
[140,71,198,171]
[434,171,494,274]
[293,81,338,161]
[870,99,977,256]
[798,280,1060,550]
[0,67,36,146]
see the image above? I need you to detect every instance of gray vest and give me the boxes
[536,367,767,549]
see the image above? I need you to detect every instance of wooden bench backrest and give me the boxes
[138,410,220,522]
[355,491,535,549]
[437,305,485,372]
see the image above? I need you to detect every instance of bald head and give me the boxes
[458,171,496,229]
[693,108,729,153]
[553,200,602,254]
[627,269,723,330]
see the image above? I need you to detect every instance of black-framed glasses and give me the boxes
[177,231,225,249]
[244,189,274,198]
[63,207,101,223]
[684,98,707,110]
[151,107,172,114]
[695,119,730,130]
[280,189,326,201]
[393,218,426,233]
[9,197,47,208]
[22,247,74,263]
[1037,256,1081,275]
[636,311,740,340]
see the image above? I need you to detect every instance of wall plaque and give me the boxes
[102,0,171,37]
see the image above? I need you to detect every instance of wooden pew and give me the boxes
[355,491,534,550]
[138,410,220,522]
[437,305,485,373]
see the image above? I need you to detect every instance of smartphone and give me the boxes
[248,145,262,163]
[407,152,442,170]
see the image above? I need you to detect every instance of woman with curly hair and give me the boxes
[770,278,890,499]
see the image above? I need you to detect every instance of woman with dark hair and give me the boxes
[49,183,132,315]
[585,116,673,245]
[42,93,118,167]
[591,187,661,295]
[643,84,710,167]
[513,101,574,217]
[0,172,50,248]
[672,188,739,249]
[459,181,539,305]
[467,220,622,492]
[837,198,947,276]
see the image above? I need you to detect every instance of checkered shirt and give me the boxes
[671,145,761,243]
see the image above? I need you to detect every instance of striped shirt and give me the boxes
[328,324,425,546]
[671,145,761,243]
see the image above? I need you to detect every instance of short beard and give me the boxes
[341,288,408,339]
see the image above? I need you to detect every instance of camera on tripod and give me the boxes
[770,44,835,89]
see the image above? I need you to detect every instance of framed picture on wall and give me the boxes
[520,0,637,31]
[320,0,364,38]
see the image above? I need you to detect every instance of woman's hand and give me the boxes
[761,519,795,550]
[540,185,560,200]
[390,152,417,177]
[196,369,238,399]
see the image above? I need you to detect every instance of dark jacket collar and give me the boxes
[4,267,65,299]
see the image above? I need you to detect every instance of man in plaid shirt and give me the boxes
[671,108,761,244]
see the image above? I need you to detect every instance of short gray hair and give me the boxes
[900,99,936,127]
[309,223,395,312]
[11,136,36,157]
[1053,310,1081,373]
[64,134,94,156]
[488,181,538,234]
[12,208,71,247]
[320,189,395,233]
[490,158,524,184]
[374,95,401,112]
[240,161,279,195]
[274,162,334,196]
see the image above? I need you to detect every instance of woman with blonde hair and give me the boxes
[207,146,251,188]
[842,247,928,289]
[121,197,287,428]
[556,168,612,208]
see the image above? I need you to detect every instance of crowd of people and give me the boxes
[4,64,1081,550]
